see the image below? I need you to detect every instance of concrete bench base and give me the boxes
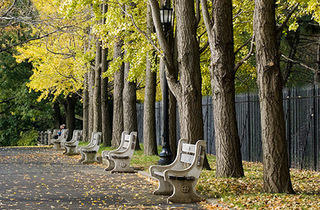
[53,142,62,150]
[65,145,79,156]
[81,151,98,164]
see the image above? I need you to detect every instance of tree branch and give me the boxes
[234,35,253,55]
[1,0,17,17]
[234,34,255,73]
[277,3,299,34]
[200,0,214,38]
[115,0,162,55]
[281,54,316,73]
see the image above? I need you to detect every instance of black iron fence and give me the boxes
[137,85,320,171]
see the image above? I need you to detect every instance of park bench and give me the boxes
[64,130,82,155]
[52,129,68,150]
[149,139,206,203]
[48,129,59,145]
[79,132,101,164]
[102,131,137,173]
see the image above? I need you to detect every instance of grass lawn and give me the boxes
[78,142,320,209]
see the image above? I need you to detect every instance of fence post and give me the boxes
[313,85,317,170]
[287,88,292,168]
[247,92,251,162]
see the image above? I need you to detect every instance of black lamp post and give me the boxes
[158,3,173,165]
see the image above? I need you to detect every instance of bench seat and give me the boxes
[102,131,137,173]
[149,139,206,203]
[78,132,101,164]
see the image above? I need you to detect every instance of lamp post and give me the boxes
[158,2,173,165]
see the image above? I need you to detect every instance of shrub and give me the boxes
[17,130,39,146]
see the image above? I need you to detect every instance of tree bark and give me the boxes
[64,95,76,141]
[100,3,112,147]
[143,4,158,155]
[201,0,244,177]
[174,0,204,143]
[88,68,95,140]
[111,40,124,147]
[93,39,102,133]
[53,101,63,129]
[149,0,204,144]
[254,0,294,193]
[168,86,177,157]
[123,60,141,150]
[82,73,89,142]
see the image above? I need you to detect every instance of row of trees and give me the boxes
[1,0,320,193]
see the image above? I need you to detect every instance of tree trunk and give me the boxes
[149,0,204,145]
[82,73,89,142]
[93,40,102,133]
[201,0,244,177]
[175,0,203,143]
[168,88,177,158]
[143,4,157,155]
[111,40,124,147]
[53,101,63,129]
[88,68,95,140]
[254,0,294,193]
[123,60,141,150]
[100,3,112,147]
[64,95,76,141]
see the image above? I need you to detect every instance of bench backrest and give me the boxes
[71,130,82,142]
[172,139,206,177]
[58,129,68,141]
[90,132,102,146]
[117,131,137,157]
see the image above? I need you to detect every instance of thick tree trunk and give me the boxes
[101,46,112,146]
[111,40,124,147]
[100,3,112,146]
[53,101,63,129]
[175,0,203,143]
[208,0,244,178]
[82,73,89,142]
[88,68,95,140]
[123,61,141,150]
[143,54,157,155]
[143,4,157,155]
[64,95,76,141]
[168,90,177,157]
[93,40,102,133]
[254,0,294,193]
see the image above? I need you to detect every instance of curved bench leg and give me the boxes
[153,176,173,195]
[103,157,115,171]
[111,159,134,173]
[81,152,97,164]
[167,179,203,203]
[53,142,61,150]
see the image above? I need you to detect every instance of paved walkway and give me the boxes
[0,147,204,209]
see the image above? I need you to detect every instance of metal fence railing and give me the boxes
[136,85,320,171]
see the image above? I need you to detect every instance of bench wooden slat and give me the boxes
[180,153,195,164]
[182,143,196,153]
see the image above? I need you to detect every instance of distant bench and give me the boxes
[64,130,82,155]
[150,139,206,203]
[52,129,68,150]
[102,131,137,173]
[78,132,101,164]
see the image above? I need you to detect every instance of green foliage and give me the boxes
[17,130,39,146]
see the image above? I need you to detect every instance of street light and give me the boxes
[158,3,173,165]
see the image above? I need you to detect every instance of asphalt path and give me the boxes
[0,147,204,209]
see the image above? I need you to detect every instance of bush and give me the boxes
[17,130,39,146]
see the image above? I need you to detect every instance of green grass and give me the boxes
[77,142,320,209]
